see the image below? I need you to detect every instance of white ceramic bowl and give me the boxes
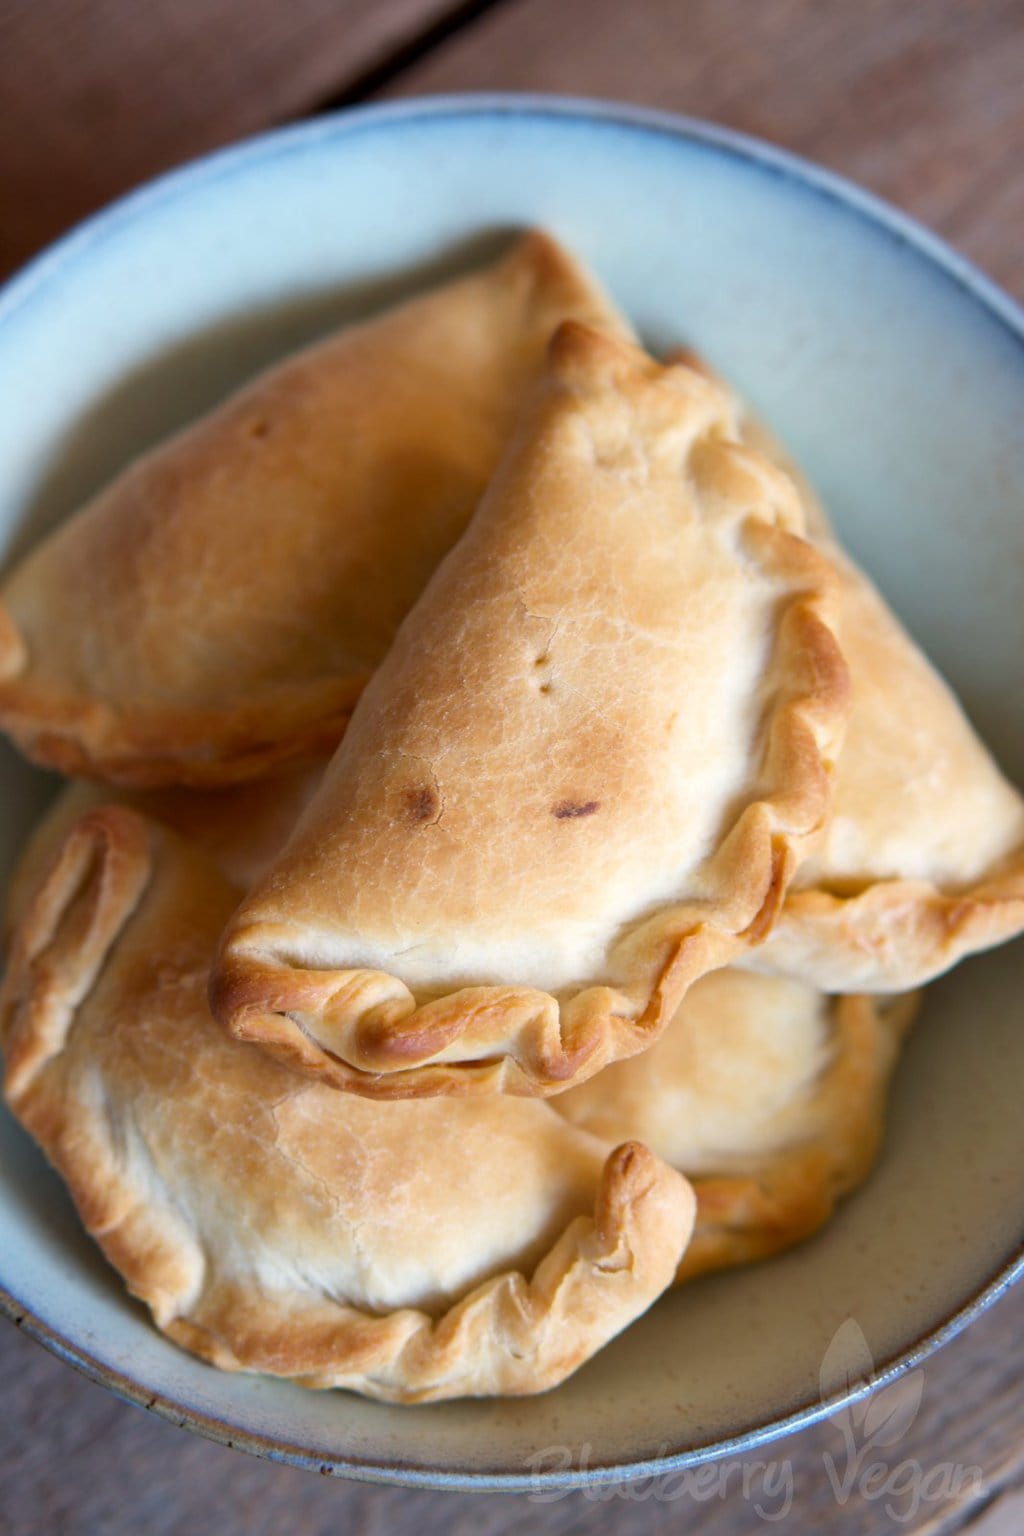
[0,96,1022,1490]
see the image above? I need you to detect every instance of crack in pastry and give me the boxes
[0,805,694,1402]
[0,232,633,787]
[209,324,850,1098]
[552,967,919,1280]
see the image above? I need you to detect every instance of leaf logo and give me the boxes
[819,1316,876,1426]
[861,1372,924,1448]
[820,1318,925,1506]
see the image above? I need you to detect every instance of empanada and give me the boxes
[712,363,1024,989]
[0,804,693,1402]
[754,544,1024,988]
[211,323,849,1098]
[554,968,918,1280]
[0,233,631,787]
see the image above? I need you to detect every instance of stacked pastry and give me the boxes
[0,234,1021,1403]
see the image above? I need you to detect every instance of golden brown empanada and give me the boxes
[674,349,1024,989]
[0,805,694,1402]
[754,544,1024,988]
[211,323,850,1098]
[739,390,1023,987]
[554,968,918,1280]
[0,233,631,787]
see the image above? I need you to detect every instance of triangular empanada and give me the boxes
[0,233,631,786]
[697,359,1024,989]
[755,544,1024,988]
[211,324,849,1098]
[554,968,917,1280]
[0,804,693,1402]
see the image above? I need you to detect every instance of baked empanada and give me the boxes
[0,804,693,1402]
[674,349,1024,989]
[0,233,631,787]
[211,323,849,1098]
[754,544,1024,988]
[554,968,918,1280]
[735,382,1023,987]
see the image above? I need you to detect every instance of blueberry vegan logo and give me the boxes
[525,1318,983,1522]
[524,1444,796,1520]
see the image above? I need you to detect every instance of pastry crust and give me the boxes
[676,349,1024,990]
[0,806,694,1402]
[553,967,918,1280]
[0,232,632,787]
[758,866,1024,992]
[211,324,850,1098]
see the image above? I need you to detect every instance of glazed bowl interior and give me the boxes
[0,97,1022,1489]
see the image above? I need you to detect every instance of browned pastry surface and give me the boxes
[211,323,849,1097]
[0,233,631,786]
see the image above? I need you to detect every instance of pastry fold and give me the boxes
[211,324,849,1098]
[0,233,631,787]
[0,804,694,1402]
[554,967,918,1280]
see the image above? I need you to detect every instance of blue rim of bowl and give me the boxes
[1,93,1023,1491]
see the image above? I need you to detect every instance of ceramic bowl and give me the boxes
[0,95,1022,1490]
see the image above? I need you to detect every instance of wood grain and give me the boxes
[384,0,1024,301]
[2,1276,1023,1534]
[2,0,1024,1532]
[0,0,469,277]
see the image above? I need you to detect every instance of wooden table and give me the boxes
[1,1,1023,1531]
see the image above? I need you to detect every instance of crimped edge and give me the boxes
[758,853,1024,991]
[163,1140,694,1402]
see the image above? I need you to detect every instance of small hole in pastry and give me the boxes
[539,682,552,695]
[248,418,272,440]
